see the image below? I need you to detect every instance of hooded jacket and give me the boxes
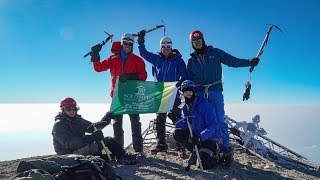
[187,45,251,92]
[52,113,92,155]
[93,41,147,97]
[138,43,187,82]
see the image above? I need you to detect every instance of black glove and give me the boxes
[191,136,201,146]
[167,110,182,123]
[172,49,182,57]
[175,80,183,88]
[126,73,139,80]
[84,131,104,144]
[90,44,102,62]
[119,73,139,82]
[250,57,260,66]
[86,121,108,133]
[243,82,251,101]
[119,74,127,82]
[101,111,115,125]
[137,30,146,44]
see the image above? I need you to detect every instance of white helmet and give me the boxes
[121,33,134,44]
[160,37,172,48]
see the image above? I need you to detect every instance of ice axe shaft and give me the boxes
[185,115,204,172]
[132,25,164,37]
[94,126,112,161]
[133,20,165,37]
[83,31,114,58]
[250,24,282,72]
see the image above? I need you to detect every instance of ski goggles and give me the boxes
[65,107,78,112]
[122,41,133,46]
[192,38,202,44]
[161,45,172,49]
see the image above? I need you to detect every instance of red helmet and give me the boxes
[189,30,203,42]
[60,97,77,109]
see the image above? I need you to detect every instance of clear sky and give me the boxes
[1,0,320,104]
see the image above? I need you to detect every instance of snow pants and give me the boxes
[197,91,230,148]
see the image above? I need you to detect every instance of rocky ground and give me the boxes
[1,144,319,180]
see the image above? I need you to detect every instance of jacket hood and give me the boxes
[111,41,121,54]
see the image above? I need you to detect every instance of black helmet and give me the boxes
[180,80,197,92]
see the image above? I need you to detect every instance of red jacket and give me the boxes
[93,42,147,97]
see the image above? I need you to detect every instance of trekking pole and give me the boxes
[132,20,165,37]
[83,31,114,58]
[249,24,282,73]
[184,112,204,172]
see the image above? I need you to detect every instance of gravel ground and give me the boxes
[2,145,319,180]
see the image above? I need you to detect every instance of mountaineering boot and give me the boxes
[220,146,234,167]
[187,151,197,166]
[117,154,139,165]
[150,143,168,154]
[135,151,145,160]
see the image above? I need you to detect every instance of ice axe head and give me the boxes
[250,24,282,73]
[266,24,283,33]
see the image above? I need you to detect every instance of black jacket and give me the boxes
[52,112,92,155]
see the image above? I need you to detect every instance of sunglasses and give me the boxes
[161,45,172,49]
[123,42,133,46]
[192,39,202,44]
[65,107,78,112]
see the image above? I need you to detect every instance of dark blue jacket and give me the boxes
[175,96,222,141]
[187,45,251,92]
[52,113,92,155]
[138,44,187,82]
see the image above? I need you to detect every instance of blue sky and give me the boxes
[1,0,320,104]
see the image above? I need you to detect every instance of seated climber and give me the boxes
[51,97,138,165]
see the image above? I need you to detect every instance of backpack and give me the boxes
[14,154,121,180]
[14,169,56,180]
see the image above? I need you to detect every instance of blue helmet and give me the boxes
[180,80,197,92]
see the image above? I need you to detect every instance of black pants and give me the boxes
[173,128,218,152]
[98,137,126,159]
[173,128,193,151]
[155,97,182,144]
[113,114,143,152]
[73,137,126,159]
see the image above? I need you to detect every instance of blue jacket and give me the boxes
[138,44,187,82]
[175,96,222,141]
[187,45,251,92]
[52,113,92,155]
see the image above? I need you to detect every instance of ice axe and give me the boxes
[87,121,112,161]
[249,24,282,73]
[184,110,204,172]
[83,31,114,58]
[132,20,166,37]
[244,24,282,101]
